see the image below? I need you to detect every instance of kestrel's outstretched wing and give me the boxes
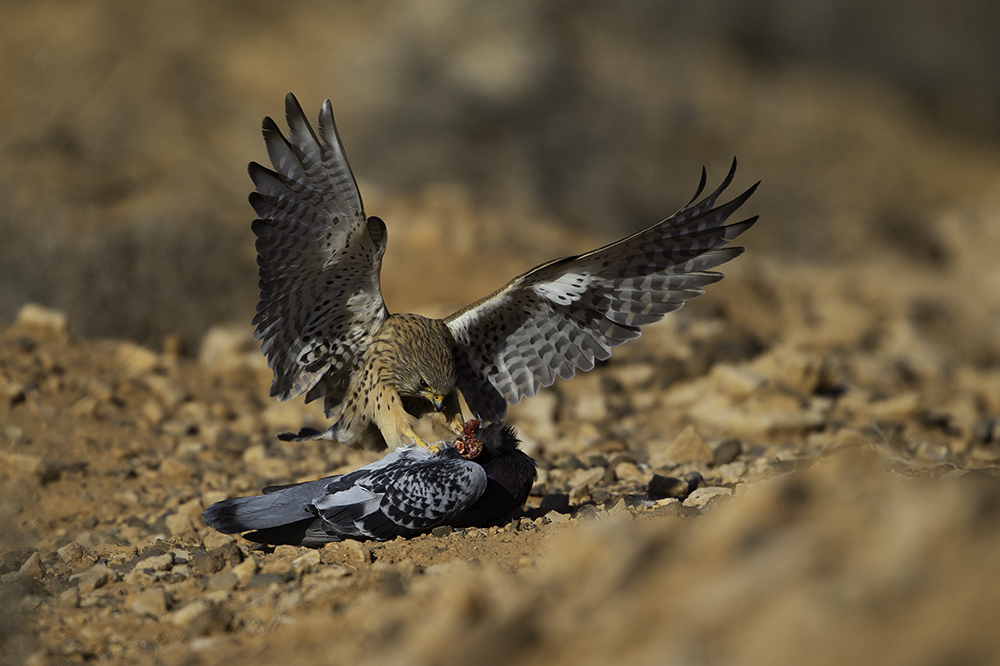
[445,160,758,421]
[249,93,390,410]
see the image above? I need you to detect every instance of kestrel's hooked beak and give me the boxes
[430,394,445,412]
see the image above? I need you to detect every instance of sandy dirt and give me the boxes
[3,197,1000,664]
[3,3,1000,665]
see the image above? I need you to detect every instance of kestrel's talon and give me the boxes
[406,429,442,454]
[251,95,757,454]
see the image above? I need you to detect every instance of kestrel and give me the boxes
[202,420,536,545]
[250,93,758,452]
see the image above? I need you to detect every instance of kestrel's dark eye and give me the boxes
[419,378,429,389]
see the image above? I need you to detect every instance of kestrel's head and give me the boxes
[394,336,457,412]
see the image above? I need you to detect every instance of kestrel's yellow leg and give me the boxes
[405,428,440,454]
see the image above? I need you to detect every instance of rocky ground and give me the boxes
[3,181,1000,664]
[4,2,1000,665]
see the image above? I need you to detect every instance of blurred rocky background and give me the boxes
[4,3,1000,665]
[2,0,999,351]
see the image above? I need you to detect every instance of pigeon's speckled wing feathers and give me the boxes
[313,447,487,540]
[202,445,487,544]
[445,161,758,421]
[249,93,389,407]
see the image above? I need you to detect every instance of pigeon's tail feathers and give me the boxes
[244,519,342,547]
[202,480,327,533]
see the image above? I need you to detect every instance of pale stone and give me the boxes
[202,532,236,549]
[751,345,823,395]
[610,363,656,389]
[0,451,42,479]
[159,458,196,480]
[683,486,734,510]
[18,552,45,579]
[710,364,767,399]
[145,374,186,408]
[713,461,748,485]
[569,467,605,490]
[614,461,649,485]
[165,513,196,536]
[205,571,238,592]
[868,392,923,422]
[293,550,322,574]
[660,425,714,465]
[573,391,608,423]
[115,341,161,375]
[57,542,98,571]
[231,558,258,588]
[15,303,67,332]
[73,564,116,594]
[140,553,175,572]
[321,540,370,567]
[130,588,168,618]
[199,324,264,369]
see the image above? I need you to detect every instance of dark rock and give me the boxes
[540,493,570,514]
[558,456,586,471]
[191,542,242,576]
[591,489,613,505]
[587,454,609,468]
[712,438,743,466]
[652,501,683,517]
[184,603,233,637]
[247,572,294,587]
[204,571,238,592]
[0,548,38,576]
[973,417,997,444]
[648,472,703,499]
[380,569,407,596]
[430,526,452,538]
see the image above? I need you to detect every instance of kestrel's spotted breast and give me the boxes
[249,93,758,453]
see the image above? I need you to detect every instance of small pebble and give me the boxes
[18,552,46,579]
[648,472,702,499]
[683,486,734,510]
[973,417,997,444]
[131,588,168,618]
[204,571,239,592]
[712,438,743,466]
[540,493,570,514]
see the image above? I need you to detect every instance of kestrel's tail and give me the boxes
[277,423,340,442]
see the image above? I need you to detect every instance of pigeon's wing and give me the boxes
[250,93,389,407]
[445,160,758,420]
[201,447,417,545]
[311,447,488,540]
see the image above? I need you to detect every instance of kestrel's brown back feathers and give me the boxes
[250,93,758,453]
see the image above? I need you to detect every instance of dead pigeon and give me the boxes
[203,420,535,545]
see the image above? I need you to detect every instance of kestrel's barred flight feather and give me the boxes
[250,93,758,452]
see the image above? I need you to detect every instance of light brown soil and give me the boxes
[3,200,1000,664]
[3,3,1000,665]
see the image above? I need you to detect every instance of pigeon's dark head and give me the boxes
[458,419,536,491]
[454,418,521,461]
[448,419,537,529]
[475,421,523,459]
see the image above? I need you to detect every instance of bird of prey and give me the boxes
[250,93,758,452]
[202,420,536,545]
